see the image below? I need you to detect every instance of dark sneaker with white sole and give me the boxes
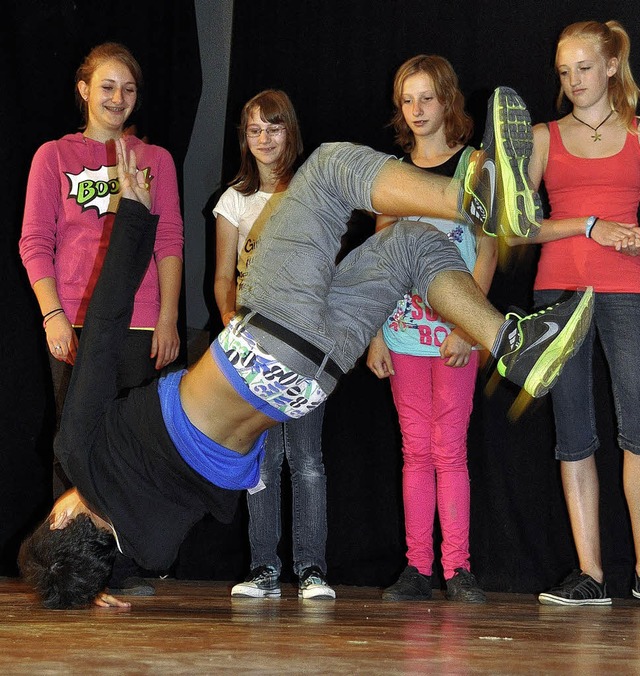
[632,571,640,599]
[461,86,542,238]
[298,566,336,600]
[496,287,594,398]
[231,565,281,598]
[538,570,611,606]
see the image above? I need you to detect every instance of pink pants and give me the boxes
[389,350,479,580]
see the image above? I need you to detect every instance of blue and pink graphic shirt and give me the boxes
[382,148,477,357]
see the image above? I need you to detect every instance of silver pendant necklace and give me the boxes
[571,110,614,142]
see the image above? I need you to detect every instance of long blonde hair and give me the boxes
[556,20,639,132]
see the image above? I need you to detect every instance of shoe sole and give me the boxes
[523,287,593,397]
[490,88,540,238]
[538,592,612,606]
[499,287,594,398]
[299,590,336,600]
[231,588,282,598]
[445,593,487,604]
[633,589,640,599]
[461,150,489,228]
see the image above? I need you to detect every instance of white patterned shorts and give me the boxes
[216,318,327,419]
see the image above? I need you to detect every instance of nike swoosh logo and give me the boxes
[482,158,496,213]
[520,321,560,353]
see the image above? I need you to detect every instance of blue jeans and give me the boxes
[238,142,468,391]
[247,402,327,576]
[535,290,640,460]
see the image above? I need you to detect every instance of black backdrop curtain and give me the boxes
[4,0,640,599]
[203,0,640,597]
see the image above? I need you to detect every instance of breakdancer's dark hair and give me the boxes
[19,514,116,609]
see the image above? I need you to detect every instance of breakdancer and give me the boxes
[19,88,593,608]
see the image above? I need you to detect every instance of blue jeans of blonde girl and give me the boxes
[534,290,640,460]
[390,351,478,580]
[247,402,327,576]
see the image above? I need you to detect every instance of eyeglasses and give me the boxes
[245,125,286,139]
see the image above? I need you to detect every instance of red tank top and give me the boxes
[534,120,640,293]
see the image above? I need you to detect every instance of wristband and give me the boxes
[43,309,65,328]
[585,216,599,238]
[43,307,63,320]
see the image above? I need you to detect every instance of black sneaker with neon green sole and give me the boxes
[496,287,594,398]
[461,86,542,238]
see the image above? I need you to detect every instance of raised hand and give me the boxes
[115,136,151,209]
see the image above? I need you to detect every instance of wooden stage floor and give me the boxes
[1,577,639,674]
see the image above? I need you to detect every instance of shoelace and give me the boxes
[303,576,323,586]
[504,303,559,350]
[505,302,556,324]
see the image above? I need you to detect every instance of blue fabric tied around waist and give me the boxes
[157,369,265,491]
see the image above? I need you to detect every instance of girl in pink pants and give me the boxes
[368,54,496,603]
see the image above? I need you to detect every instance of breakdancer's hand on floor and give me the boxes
[93,591,131,610]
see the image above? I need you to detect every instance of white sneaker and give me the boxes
[298,566,336,600]
[231,565,281,598]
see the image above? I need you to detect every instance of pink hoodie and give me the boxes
[20,133,183,328]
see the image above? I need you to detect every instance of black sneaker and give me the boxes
[632,571,640,599]
[298,566,336,600]
[382,565,432,601]
[107,576,156,597]
[496,287,593,398]
[107,553,156,596]
[231,565,281,598]
[538,570,611,606]
[460,87,542,238]
[445,568,487,604]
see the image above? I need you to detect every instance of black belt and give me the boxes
[236,307,342,380]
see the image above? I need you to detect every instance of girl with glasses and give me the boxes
[214,90,335,600]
